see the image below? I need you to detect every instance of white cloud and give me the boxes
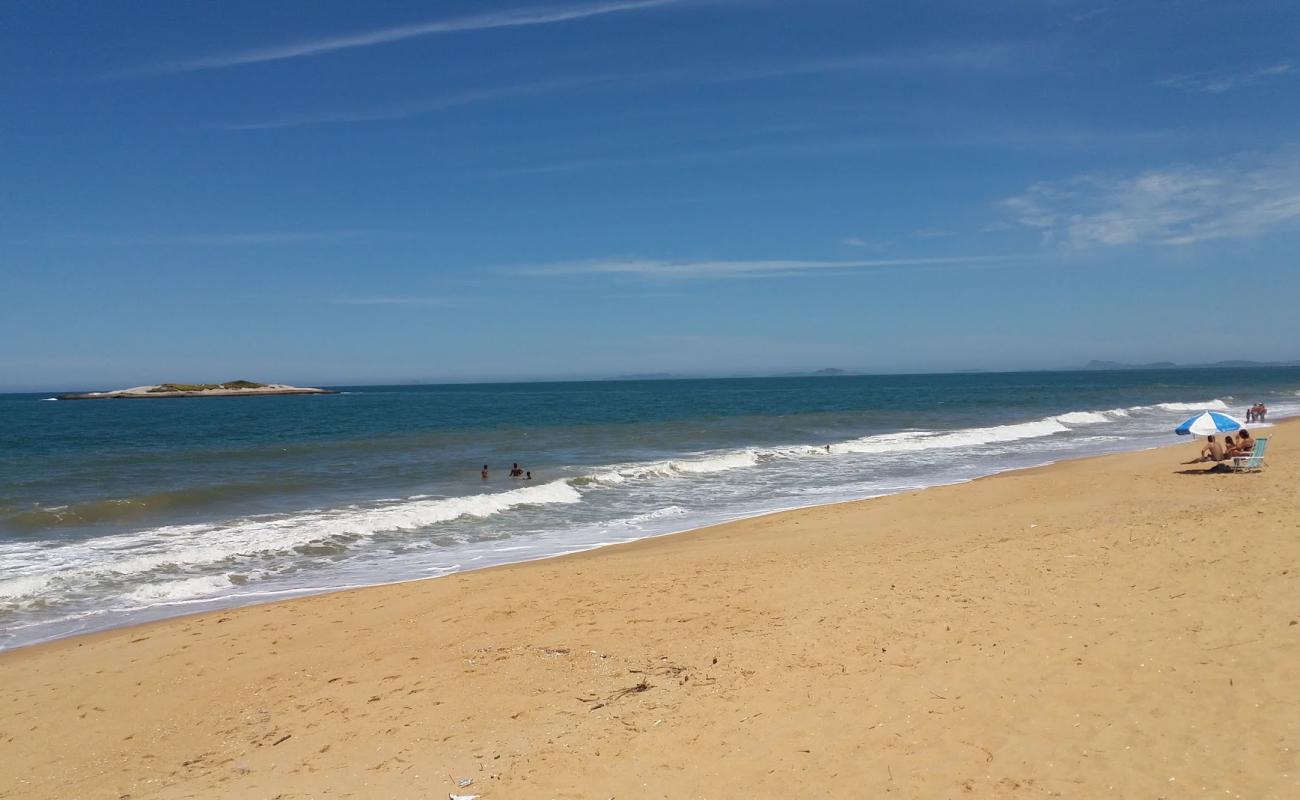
[839,237,868,247]
[1000,148,1300,246]
[1158,62,1295,94]
[513,255,1010,279]
[125,0,688,75]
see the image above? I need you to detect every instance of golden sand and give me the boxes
[2,422,1297,799]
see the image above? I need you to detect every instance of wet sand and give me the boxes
[2,421,1297,799]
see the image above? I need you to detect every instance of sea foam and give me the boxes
[593,450,761,483]
[1055,411,1110,425]
[836,418,1070,455]
[1156,399,1229,412]
[0,480,582,606]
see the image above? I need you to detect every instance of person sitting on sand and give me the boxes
[1229,430,1255,458]
[1187,435,1226,464]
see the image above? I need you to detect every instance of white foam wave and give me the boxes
[611,506,688,526]
[674,451,760,474]
[595,450,760,483]
[123,575,237,605]
[39,398,58,402]
[1055,411,1109,425]
[836,418,1069,455]
[1156,399,1228,412]
[0,480,582,605]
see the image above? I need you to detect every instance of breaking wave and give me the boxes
[123,575,239,606]
[1156,399,1229,412]
[836,418,1069,455]
[1055,411,1110,425]
[0,480,582,606]
[591,450,761,484]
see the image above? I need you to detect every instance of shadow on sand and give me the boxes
[1174,466,1232,476]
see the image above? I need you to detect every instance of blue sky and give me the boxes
[3,0,1299,390]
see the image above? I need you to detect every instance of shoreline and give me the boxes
[1,433,1182,654]
[0,423,1276,654]
[2,422,1295,798]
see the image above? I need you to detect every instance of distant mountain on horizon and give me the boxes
[783,367,850,377]
[1081,359,1300,371]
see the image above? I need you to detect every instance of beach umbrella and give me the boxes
[1173,410,1245,436]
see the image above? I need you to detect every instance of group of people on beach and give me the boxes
[1245,403,1268,423]
[481,463,532,481]
[1187,429,1257,464]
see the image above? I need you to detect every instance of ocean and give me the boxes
[2,368,1297,650]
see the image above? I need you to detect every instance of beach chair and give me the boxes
[1228,436,1269,473]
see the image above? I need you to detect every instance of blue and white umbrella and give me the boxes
[1174,410,1245,436]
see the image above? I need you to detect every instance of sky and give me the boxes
[2,0,1299,391]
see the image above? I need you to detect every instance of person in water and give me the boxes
[481,464,489,480]
[525,471,532,480]
[509,463,524,478]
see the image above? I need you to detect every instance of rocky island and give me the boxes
[57,380,337,400]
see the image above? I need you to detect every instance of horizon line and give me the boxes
[9,360,1300,395]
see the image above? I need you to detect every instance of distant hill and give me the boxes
[781,368,851,377]
[1081,359,1300,371]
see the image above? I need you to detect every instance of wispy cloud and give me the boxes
[215,43,1019,131]
[215,77,603,130]
[513,255,1013,279]
[839,237,868,247]
[1000,147,1300,246]
[123,0,689,76]
[1158,62,1295,94]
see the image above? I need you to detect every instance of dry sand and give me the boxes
[2,422,1297,799]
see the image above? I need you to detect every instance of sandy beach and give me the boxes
[2,421,1296,799]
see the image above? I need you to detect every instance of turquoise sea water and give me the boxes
[2,368,1298,649]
